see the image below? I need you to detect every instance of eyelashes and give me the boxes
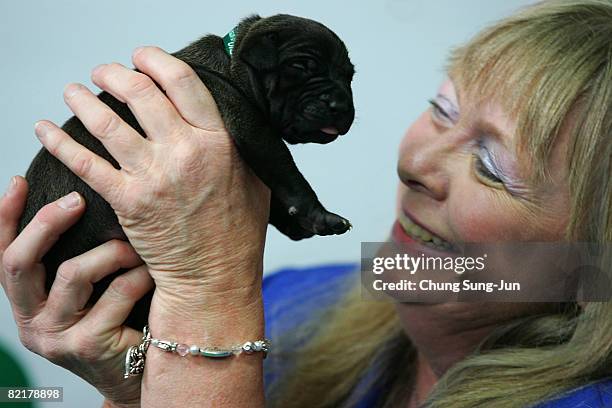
[428,99,453,123]
[473,153,504,185]
[428,95,459,122]
[476,143,505,185]
[428,99,445,116]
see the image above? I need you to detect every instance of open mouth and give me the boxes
[398,211,456,252]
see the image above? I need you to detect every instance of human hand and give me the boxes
[0,177,153,408]
[32,47,271,306]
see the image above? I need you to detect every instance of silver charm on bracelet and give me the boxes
[123,326,151,378]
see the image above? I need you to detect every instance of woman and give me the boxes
[1,0,611,406]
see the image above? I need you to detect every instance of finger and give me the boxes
[0,176,29,288]
[132,46,225,132]
[34,120,125,205]
[62,83,150,172]
[45,240,143,324]
[91,62,187,141]
[80,265,154,333]
[2,192,85,319]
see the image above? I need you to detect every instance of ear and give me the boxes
[239,31,279,72]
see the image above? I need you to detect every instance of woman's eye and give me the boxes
[428,99,452,124]
[473,154,504,185]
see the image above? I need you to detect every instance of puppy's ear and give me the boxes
[239,31,279,72]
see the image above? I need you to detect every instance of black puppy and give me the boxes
[18,14,355,329]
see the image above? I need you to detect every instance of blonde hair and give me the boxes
[267,1,612,407]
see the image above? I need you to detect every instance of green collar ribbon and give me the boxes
[223,27,237,56]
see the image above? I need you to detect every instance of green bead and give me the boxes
[200,349,233,358]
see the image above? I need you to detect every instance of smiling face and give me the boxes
[388,77,575,362]
[392,78,571,253]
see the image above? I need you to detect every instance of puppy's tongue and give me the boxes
[320,127,339,136]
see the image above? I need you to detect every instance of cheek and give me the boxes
[445,165,520,242]
[450,195,518,242]
[448,184,556,242]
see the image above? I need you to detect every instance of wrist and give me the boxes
[143,290,265,406]
[141,263,266,408]
[149,282,264,341]
[149,244,265,292]
[151,262,263,313]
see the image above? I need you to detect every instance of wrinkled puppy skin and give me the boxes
[19,14,355,329]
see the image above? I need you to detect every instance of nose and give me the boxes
[397,116,451,201]
[320,92,352,114]
[327,98,350,114]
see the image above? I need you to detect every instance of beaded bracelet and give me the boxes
[124,325,271,378]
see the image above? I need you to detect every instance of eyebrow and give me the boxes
[445,77,514,149]
[477,119,512,151]
[478,120,510,145]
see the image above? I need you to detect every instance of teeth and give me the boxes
[398,213,452,251]
[407,223,419,236]
[419,230,432,241]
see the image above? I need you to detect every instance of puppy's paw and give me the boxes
[270,209,316,240]
[286,227,316,241]
[284,217,317,240]
[299,207,351,236]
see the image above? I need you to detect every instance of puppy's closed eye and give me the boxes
[288,58,319,72]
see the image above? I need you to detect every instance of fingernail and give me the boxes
[34,121,50,140]
[58,192,81,210]
[3,177,16,196]
[64,83,82,100]
[133,46,145,57]
[92,64,107,77]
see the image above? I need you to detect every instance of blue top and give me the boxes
[262,263,612,407]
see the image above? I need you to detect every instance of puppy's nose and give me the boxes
[320,94,351,114]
